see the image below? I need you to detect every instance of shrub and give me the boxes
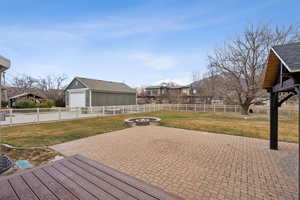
[16,101,36,109]
[1,100,8,107]
[37,100,54,108]
[54,98,65,107]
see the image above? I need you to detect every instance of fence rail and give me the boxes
[0,104,297,126]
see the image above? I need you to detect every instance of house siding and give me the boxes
[91,91,136,106]
[86,90,90,107]
[65,91,69,106]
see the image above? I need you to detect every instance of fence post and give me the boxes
[204,104,206,112]
[213,104,216,112]
[9,109,13,125]
[224,105,226,112]
[37,108,40,122]
[186,104,188,112]
[194,104,196,112]
[113,106,115,115]
[58,108,62,120]
[102,106,105,116]
[76,107,80,118]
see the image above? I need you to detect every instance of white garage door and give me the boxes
[69,91,86,107]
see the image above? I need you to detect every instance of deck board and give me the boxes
[68,157,157,200]
[22,172,59,200]
[0,155,182,200]
[33,168,80,200]
[0,179,19,200]
[59,160,137,200]
[9,176,39,200]
[52,162,117,200]
[43,166,97,200]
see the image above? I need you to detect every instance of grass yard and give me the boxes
[0,110,298,147]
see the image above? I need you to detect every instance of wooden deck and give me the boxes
[0,155,182,200]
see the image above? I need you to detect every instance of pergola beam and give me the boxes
[277,92,296,107]
[272,78,299,93]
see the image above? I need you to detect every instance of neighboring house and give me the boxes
[145,85,167,97]
[1,86,65,107]
[140,83,196,104]
[0,55,10,107]
[145,84,194,97]
[9,93,45,107]
[190,78,225,104]
[65,77,136,107]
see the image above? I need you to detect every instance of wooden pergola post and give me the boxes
[296,87,300,198]
[270,91,278,150]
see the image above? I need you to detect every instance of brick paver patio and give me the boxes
[52,126,298,200]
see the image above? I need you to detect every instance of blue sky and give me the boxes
[1,0,299,87]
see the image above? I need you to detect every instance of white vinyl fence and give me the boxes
[0,104,297,126]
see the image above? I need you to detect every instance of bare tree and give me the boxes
[192,71,202,82]
[11,74,38,91]
[37,74,68,91]
[208,24,300,114]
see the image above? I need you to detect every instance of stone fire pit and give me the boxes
[124,117,161,127]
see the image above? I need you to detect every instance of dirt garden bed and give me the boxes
[0,144,62,176]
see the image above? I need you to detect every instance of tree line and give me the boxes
[10,74,68,91]
[6,74,68,107]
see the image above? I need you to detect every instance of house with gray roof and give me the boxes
[65,77,136,107]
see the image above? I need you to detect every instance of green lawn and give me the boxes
[0,110,298,147]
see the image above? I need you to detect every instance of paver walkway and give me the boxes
[52,126,299,200]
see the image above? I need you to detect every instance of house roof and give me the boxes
[9,92,44,100]
[74,77,136,94]
[263,42,300,88]
[272,42,300,72]
[0,55,10,72]
[2,86,63,100]
[145,86,162,89]
[145,83,190,90]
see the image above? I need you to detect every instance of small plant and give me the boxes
[37,100,54,108]
[54,98,65,107]
[16,101,36,108]
[1,100,8,107]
